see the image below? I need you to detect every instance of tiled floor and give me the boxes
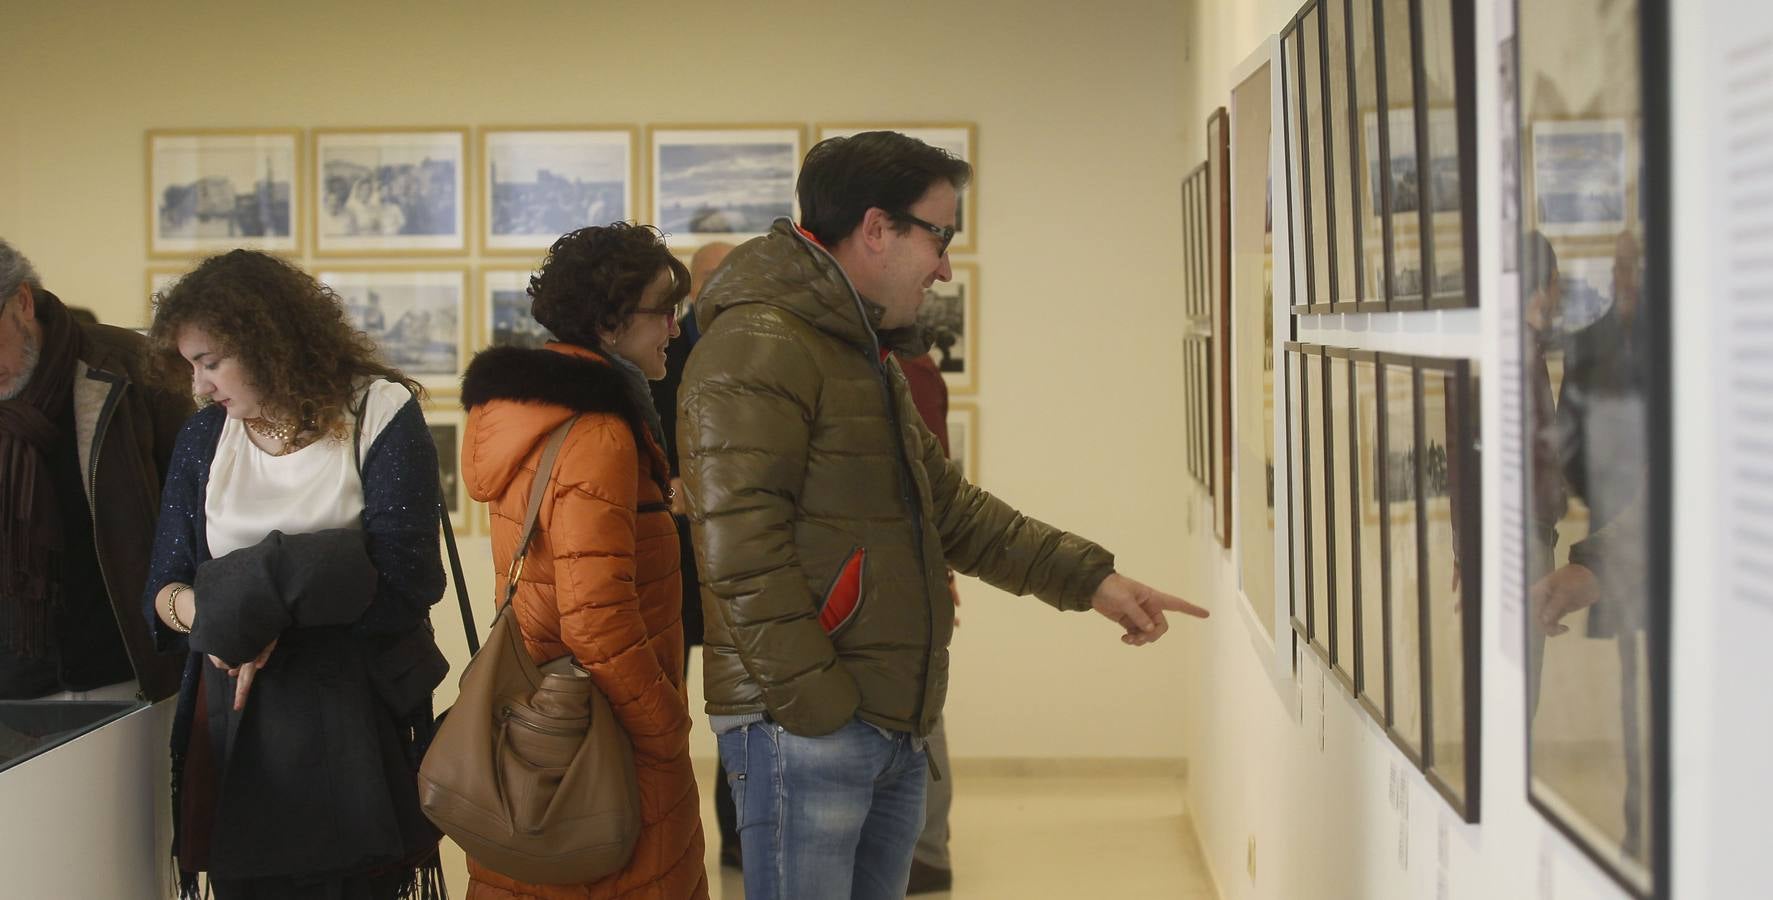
[697,761,1219,899]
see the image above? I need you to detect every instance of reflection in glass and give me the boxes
[1354,358,1386,712]
[1380,0,1422,303]
[1302,8,1331,309]
[1350,0,1385,303]
[1520,0,1657,887]
[1420,0,1465,302]
[1323,0,1359,307]
[1383,361,1421,756]
[1329,355,1357,678]
[1285,31,1313,310]
[1305,352,1330,649]
[1289,350,1310,632]
[1422,365,1473,809]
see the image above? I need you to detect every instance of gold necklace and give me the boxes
[244,415,306,454]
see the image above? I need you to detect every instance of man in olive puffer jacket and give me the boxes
[678,131,1207,900]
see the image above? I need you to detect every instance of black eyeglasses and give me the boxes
[894,212,956,256]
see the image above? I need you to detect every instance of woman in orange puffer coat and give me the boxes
[459,223,708,900]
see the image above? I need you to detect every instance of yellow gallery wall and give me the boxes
[0,0,1203,763]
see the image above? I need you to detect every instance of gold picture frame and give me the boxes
[477,125,638,256]
[145,128,303,259]
[311,126,470,257]
[313,264,470,397]
[646,124,805,251]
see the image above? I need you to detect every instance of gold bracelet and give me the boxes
[166,584,192,634]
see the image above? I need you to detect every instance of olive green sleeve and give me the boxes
[916,423,1115,612]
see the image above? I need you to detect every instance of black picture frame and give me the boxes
[1351,351,1387,724]
[1517,0,1670,890]
[1301,4,1334,316]
[1302,345,1331,661]
[1324,347,1357,691]
[1415,355,1481,823]
[1378,352,1423,767]
[1209,107,1234,547]
[1286,343,1310,639]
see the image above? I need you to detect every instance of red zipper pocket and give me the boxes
[818,547,866,634]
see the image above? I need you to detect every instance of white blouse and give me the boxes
[205,380,413,559]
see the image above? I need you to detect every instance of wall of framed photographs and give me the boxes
[1172,0,1717,896]
[1,3,1211,804]
[137,120,987,543]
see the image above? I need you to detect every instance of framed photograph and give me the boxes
[919,262,978,394]
[1299,5,1334,316]
[1519,7,1665,885]
[1380,355,1423,765]
[1181,166,1206,322]
[945,401,979,482]
[1418,357,1481,822]
[1286,344,1310,639]
[1378,0,1424,311]
[1320,0,1360,312]
[1281,22,1311,316]
[1231,63,1277,636]
[318,267,469,395]
[480,267,552,350]
[1184,338,1199,482]
[1208,107,1233,549]
[147,129,301,258]
[1303,346,1330,660]
[1529,120,1630,239]
[1352,353,1387,723]
[1325,349,1356,691]
[313,128,468,256]
[1348,0,1384,312]
[426,406,471,534]
[480,126,636,255]
[818,123,976,254]
[648,125,804,249]
[1419,0,1476,311]
[144,267,185,329]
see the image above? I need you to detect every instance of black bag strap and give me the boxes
[352,387,479,655]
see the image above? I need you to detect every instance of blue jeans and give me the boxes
[716,716,928,900]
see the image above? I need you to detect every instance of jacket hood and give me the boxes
[459,342,666,503]
[697,218,929,357]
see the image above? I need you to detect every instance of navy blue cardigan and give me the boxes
[143,397,445,654]
[143,394,447,889]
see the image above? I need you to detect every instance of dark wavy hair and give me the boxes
[146,250,420,437]
[529,223,690,348]
[797,131,972,248]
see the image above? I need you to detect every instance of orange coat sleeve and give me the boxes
[550,417,691,763]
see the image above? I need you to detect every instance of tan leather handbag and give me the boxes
[418,415,641,884]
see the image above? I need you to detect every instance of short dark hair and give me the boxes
[1525,230,1559,294]
[529,223,690,348]
[797,132,972,248]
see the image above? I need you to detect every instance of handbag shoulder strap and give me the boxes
[503,415,581,609]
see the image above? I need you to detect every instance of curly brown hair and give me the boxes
[529,223,690,348]
[147,250,420,436]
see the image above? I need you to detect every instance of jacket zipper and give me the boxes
[787,226,939,732]
[83,371,146,702]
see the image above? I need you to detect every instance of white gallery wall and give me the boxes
[1176,0,1768,899]
[0,0,1199,764]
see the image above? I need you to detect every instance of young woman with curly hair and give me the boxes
[459,222,709,899]
[142,249,449,900]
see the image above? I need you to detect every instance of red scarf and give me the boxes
[0,289,84,655]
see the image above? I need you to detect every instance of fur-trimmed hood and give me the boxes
[459,343,668,505]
